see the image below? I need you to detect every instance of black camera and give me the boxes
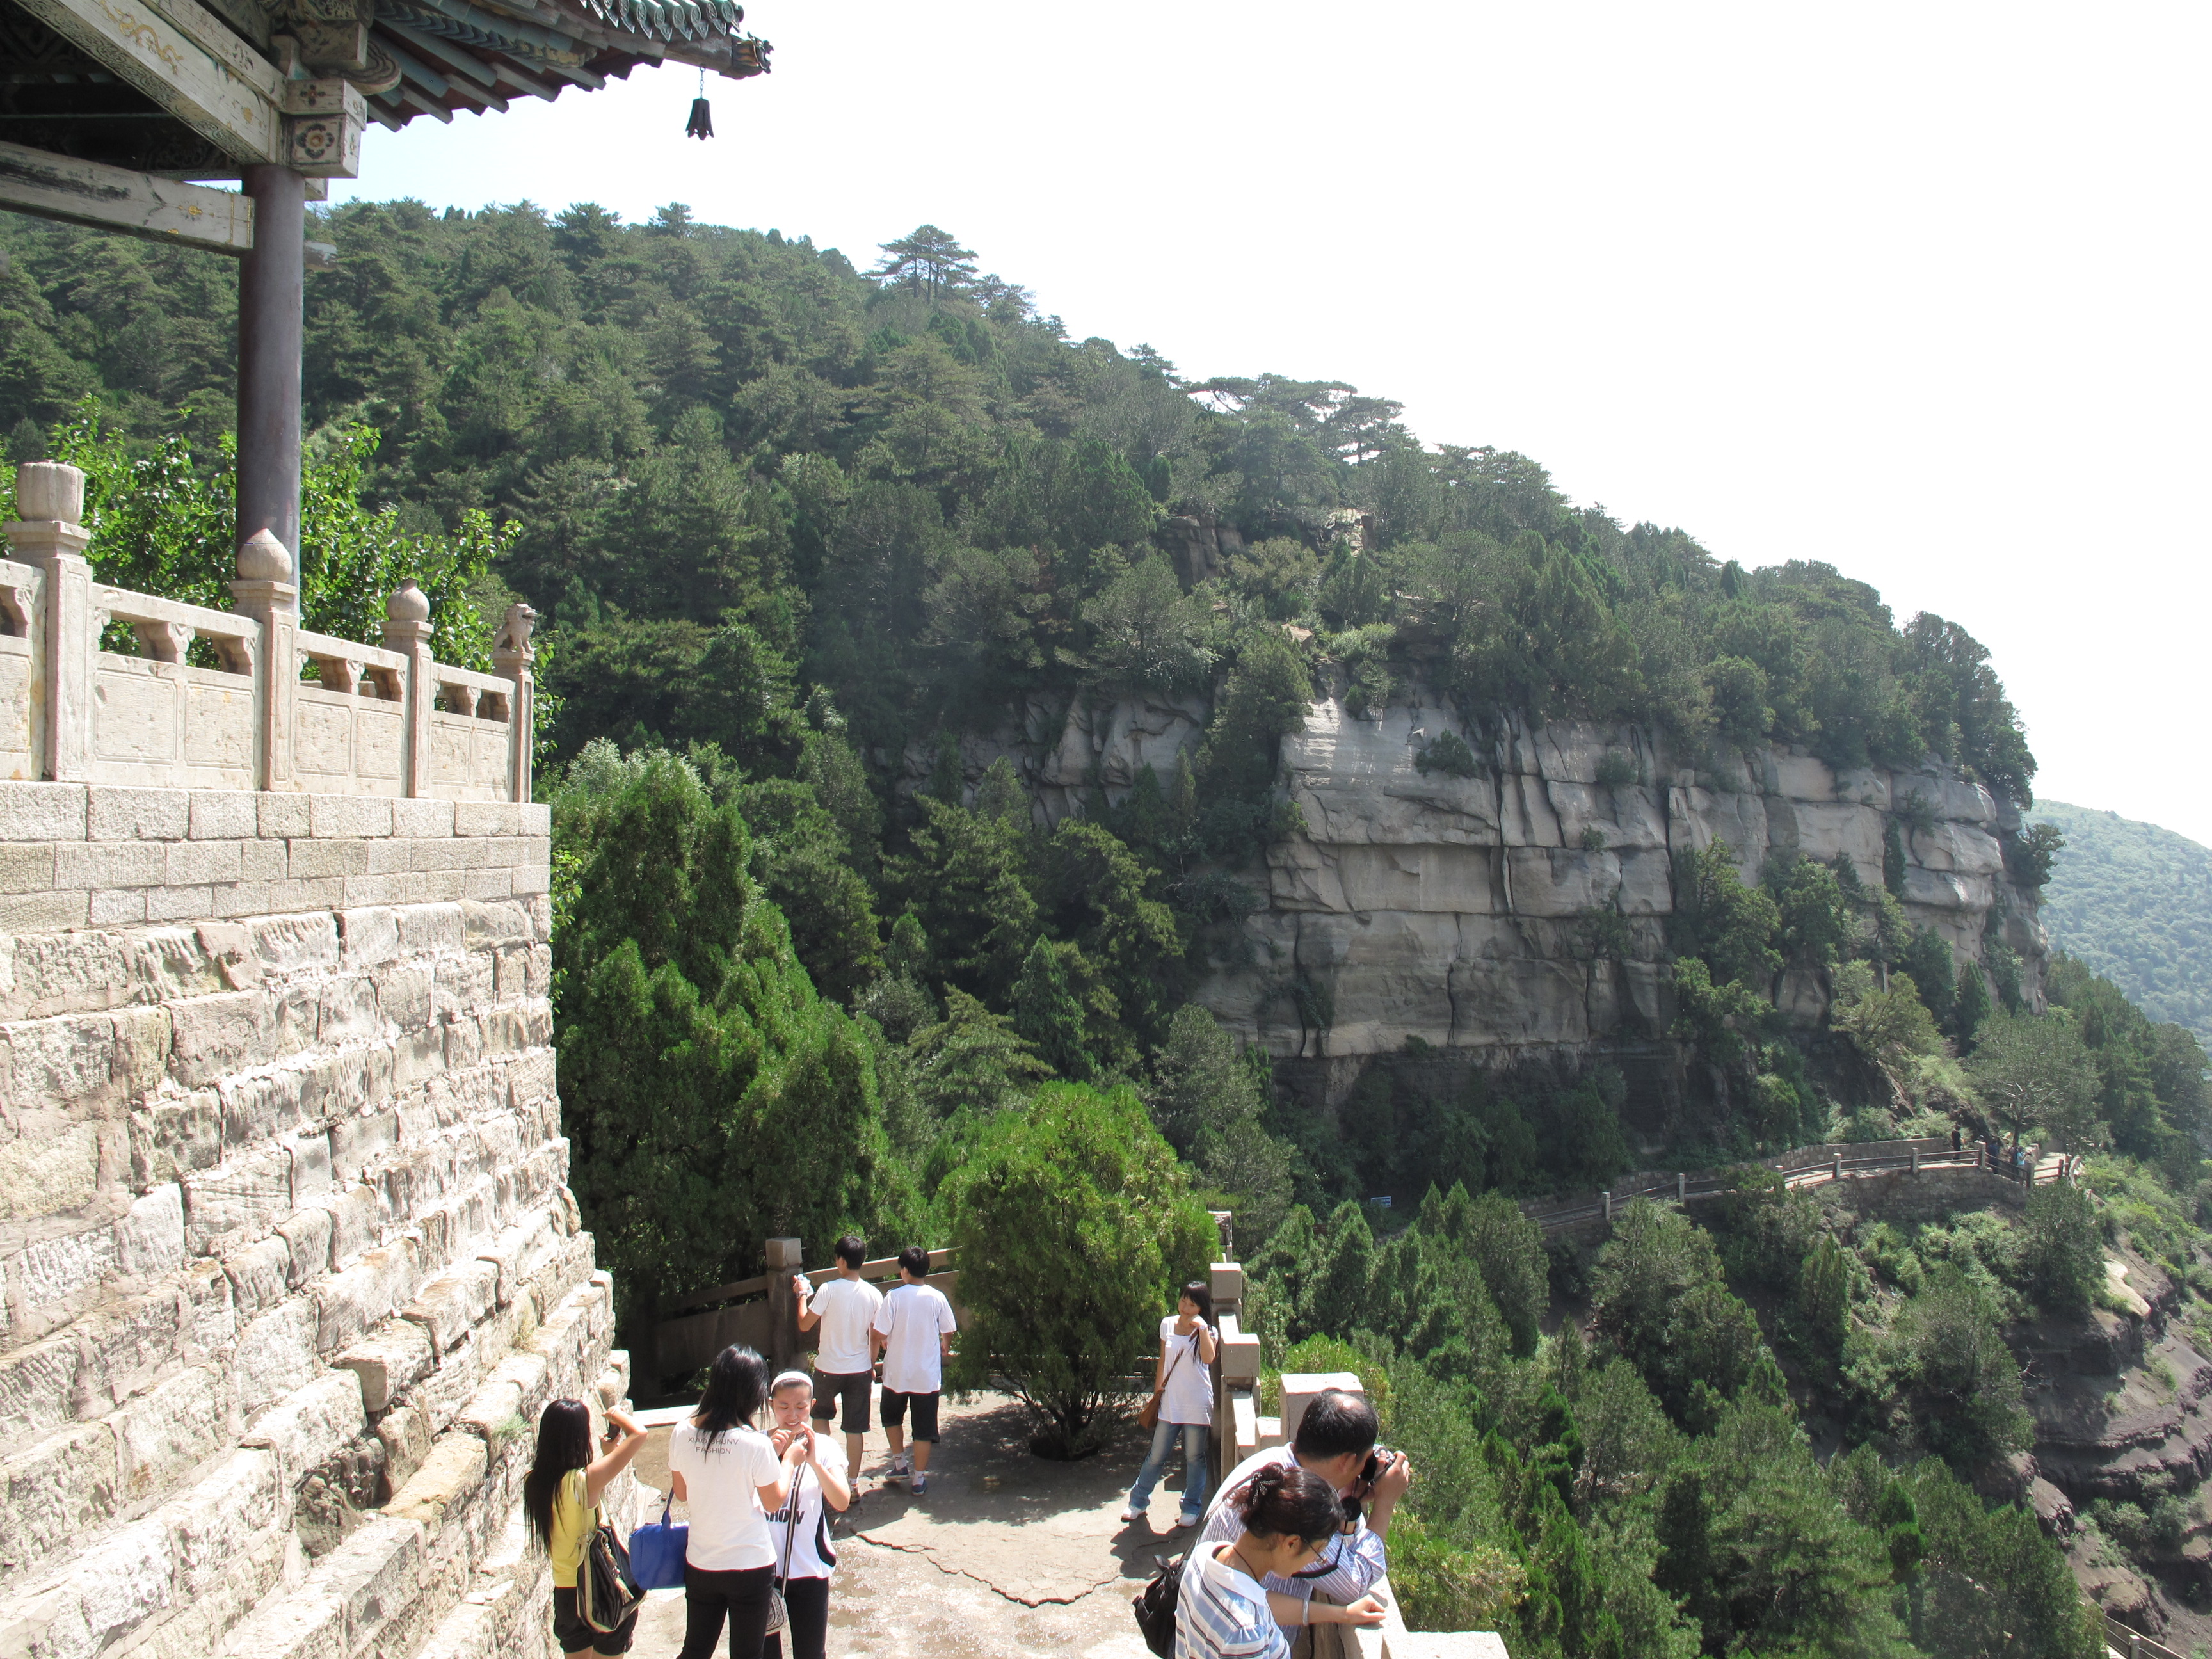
[1340,1447,1393,1526]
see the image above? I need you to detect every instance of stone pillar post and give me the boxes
[765,1237,803,1374]
[1601,1190,1612,1222]
[4,461,93,782]
[230,529,296,792]
[1911,1146,1919,1174]
[1676,1172,1686,1202]
[238,166,306,577]
[381,581,434,798]
[492,602,538,804]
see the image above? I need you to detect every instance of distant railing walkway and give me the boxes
[2104,1610,2185,1659]
[1521,1136,2065,1233]
[3,461,536,801]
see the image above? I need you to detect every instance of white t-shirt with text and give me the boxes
[1159,1316,1214,1426]
[668,1420,780,1570]
[808,1275,883,1375]
[761,1461,838,1581]
[872,1280,958,1395]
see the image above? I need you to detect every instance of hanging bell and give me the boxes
[685,96,713,139]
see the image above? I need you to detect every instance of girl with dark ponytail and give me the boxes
[524,1396,649,1657]
[1175,1464,1385,1657]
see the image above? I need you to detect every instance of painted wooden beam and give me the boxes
[146,0,284,102]
[11,0,282,163]
[0,141,253,253]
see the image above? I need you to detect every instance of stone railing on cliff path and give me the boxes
[1,461,538,803]
[1519,1135,2061,1232]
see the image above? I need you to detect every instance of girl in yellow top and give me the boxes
[525,1397,650,1657]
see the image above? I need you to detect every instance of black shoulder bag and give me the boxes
[1132,1551,1184,1658]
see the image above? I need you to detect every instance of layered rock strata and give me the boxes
[0,781,629,1659]
[904,685,2043,1071]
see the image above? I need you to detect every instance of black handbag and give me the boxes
[578,1507,645,1634]
[1132,1551,1183,1658]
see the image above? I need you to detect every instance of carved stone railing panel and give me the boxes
[0,468,536,800]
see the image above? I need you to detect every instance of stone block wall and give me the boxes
[0,780,629,1659]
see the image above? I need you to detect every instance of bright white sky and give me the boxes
[333,1,2212,846]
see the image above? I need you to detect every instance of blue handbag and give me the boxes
[627,1491,689,1591]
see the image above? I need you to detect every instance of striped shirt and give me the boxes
[1200,1446,1387,1610]
[1176,1547,1288,1659]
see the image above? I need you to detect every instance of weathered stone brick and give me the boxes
[459,899,530,947]
[477,1210,556,1308]
[129,1090,221,1187]
[181,1258,235,1356]
[213,877,345,918]
[442,1017,484,1070]
[276,1204,334,1288]
[336,905,399,970]
[218,1067,305,1149]
[374,1402,431,1496]
[237,837,288,882]
[315,1241,418,1355]
[18,1221,117,1311]
[461,867,514,901]
[188,788,259,841]
[8,929,131,1015]
[167,989,275,1086]
[335,1315,435,1413]
[392,1026,447,1089]
[373,961,433,1032]
[0,1422,120,1578]
[396,902,465,952]
[35,1512,175,1658]
[403,1260,498,1357]
[524,892,551,941]
[184,1148,291,1256]
[224,1233,291,1315]
[321,1514,426,1653]
[272,981,319,1056]
[325,1180,380,1265]
[451,801,518,838]
[299,1043,393,1124]
[410,1329,481,1436]
[344,870,464,906]
[162,1447,281,1600]
[435,953,495,1011]
[289,1132,333,1205]
[287,836,369,879]
[111,1005,173,1098]
[390,798,456,838]
[250,911,339,974]
[0,1333,77,1448]
[316,975,380,1045]
[309,794,393,839]
[3,1011,113,1109]
[516,802,550,838]
[90,886,149,926]
[454,1374,522,1445]
[116,1181,185,1276]
[329,1108,400,1180]
[164,839,243,886]
[0,888,90,928]
[243,1369,365,1486]
[116,1361,231,1500]
[510,861,551,897]
[483,1347,552,1427]
[235,1297,318,1415]
[215,1578,346,1659]
[0,838,56,891]
[0,781,86,840]
[0,1118,100,1222]
[383,1430,486,1534]
[86,784,189,842]
[257,791,311,839]
[144,883,214,923]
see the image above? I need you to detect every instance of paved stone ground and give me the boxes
[630,1391,1201,1657]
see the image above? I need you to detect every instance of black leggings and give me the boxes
[761,1576,830,1659]
[677,1564,777,1659]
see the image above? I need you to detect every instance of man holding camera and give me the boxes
[1199,1389,1413,1631]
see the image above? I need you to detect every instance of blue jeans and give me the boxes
[1128,1420,1210,1516]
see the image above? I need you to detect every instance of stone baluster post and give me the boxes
[492,602,538,804]
[381,581,434,798]
[1215,1326,1261,1487]
[1677,1172,1686,1202]
[4,462,93,781]
[229,529,295,792]
[765,1237,803,1374]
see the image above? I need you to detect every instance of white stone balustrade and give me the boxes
[1,464,536,801]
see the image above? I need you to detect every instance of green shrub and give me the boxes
[1414,730,1481,778]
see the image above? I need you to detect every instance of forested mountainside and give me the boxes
[2032,803,2212,1052]
[5,200,2210,1658]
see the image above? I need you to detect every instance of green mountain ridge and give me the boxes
[2030,801,2212,1051]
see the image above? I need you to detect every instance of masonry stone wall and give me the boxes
[0,779,631,1659]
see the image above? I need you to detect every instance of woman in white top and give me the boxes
[761,1371,851,1659]
[1124,1281,1220,1529]
[1175,1464,1383,1659]
[668,1344,810,1659]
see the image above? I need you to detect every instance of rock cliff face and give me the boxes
[911,684,2046,1088]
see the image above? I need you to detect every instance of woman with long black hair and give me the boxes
[524,1397,650,1658]
[669,1343,811,1659]
[1123,1280,1219,1530]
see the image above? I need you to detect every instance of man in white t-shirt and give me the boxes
[870,1245,958,1496]
[794,1233,883,1487]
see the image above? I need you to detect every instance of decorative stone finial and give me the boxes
[236,528,291,581]
[16,461,84,525]
[386,579,431,624]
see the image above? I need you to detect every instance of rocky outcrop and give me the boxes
[905,685,2044,1087]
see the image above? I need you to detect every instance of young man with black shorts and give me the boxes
[870,1246,958,1496]
[793,1234,881,1492]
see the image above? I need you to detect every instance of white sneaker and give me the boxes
[888,1453,912,1478]
[1121,1506,1146,1525]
